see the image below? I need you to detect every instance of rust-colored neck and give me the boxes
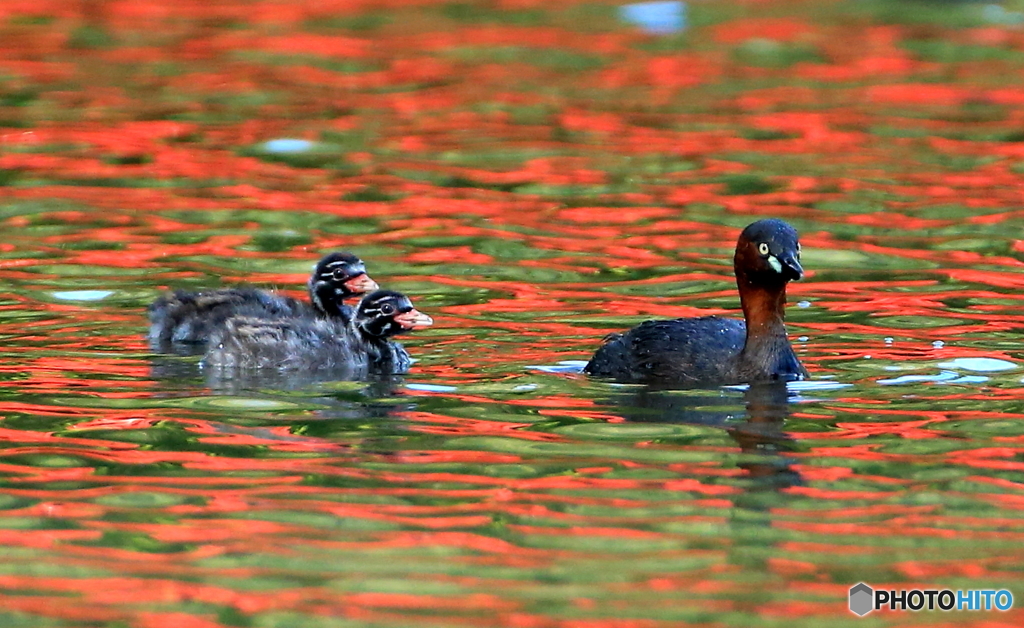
[736,271,790,352]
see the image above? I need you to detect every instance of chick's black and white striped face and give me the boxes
[315,252,377,296]
[355,290,433,338]
[308,252,379,316]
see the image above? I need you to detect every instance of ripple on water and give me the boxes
[527,360,589,373]
[404,383,458,393]
[876,357,1017,385]
[177,396,302,411]
[93,492,191,508]
[554,422,713,440]
[937,357,1017,372]
[6,5,1024,627]
[51,290,114,301]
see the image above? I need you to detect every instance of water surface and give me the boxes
[2,1,1024,626]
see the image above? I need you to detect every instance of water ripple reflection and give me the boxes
[3,2,1024,626]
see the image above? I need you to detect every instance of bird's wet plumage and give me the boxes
[585,219,808,386]
[148,251,377,348]
[202,290,432,376]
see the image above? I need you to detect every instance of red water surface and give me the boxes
[2,1,1024,627]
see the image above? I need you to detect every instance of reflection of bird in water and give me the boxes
[600,382,801,491]
[586,219,808,385]
[203,367,407,398]
[203,290,433,375]
[729,383,802,491]
[149,349,413,424]
[148,251,378,350]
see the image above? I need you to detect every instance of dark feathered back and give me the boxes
[585,218,807,386]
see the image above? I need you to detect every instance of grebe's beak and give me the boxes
[394,308,433,330]
[777,254,803,281]
[344,273,379,295]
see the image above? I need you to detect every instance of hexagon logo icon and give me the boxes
[849,582,874,616]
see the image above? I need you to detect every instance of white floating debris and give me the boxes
[786,379,853,392]
[405,383,457,393]
[52,290,113,301]
[263,138,315,154]
[619,1,687,35]
[950,375,989,384]
[797,336,808,342]
[984,3,1024,25]
[933,340,945,349]
[877,371,960,385]
[884,337,893,345]
[512,384,538,392]
[527,360,588,374]
[797,300,811,308]
[937,357,1017,372]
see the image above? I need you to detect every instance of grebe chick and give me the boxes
[148,251,377,346]
[202,290,433,375]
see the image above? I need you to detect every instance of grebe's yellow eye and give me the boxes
[757,242,770,256]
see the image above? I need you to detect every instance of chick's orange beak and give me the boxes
[394,309,433,330]
[344,274,379,294]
